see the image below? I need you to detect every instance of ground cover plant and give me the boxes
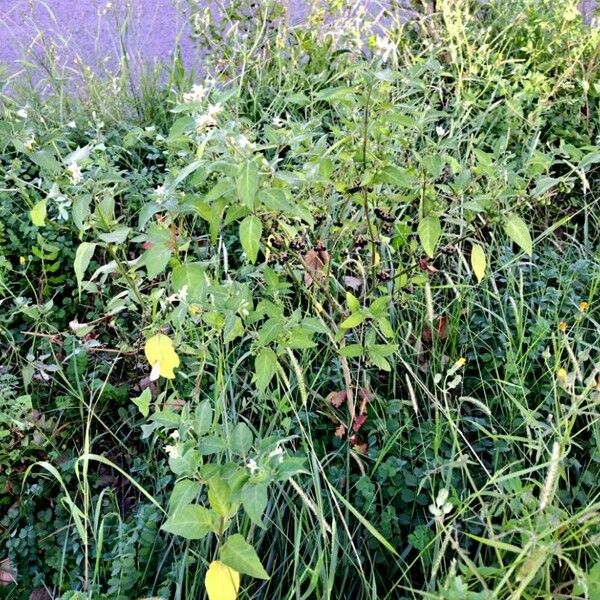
[1,0,600,598]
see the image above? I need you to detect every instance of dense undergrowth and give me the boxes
[1,0,600,598]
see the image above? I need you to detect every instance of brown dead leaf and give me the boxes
[436,315,449,340]
[352,414,367,432]
[327,390,347,408]
[343,275,364,291]
[358,388,373,415]
[418,257,438,274]
[0,559,16,586]
[334,423,347,438]
[304,247,330,287]
[352,441,368,454]
[29,589,52,600]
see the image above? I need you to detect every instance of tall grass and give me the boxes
[1,0,599,599]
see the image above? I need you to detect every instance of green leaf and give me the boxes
[74,242,96,298]
[254,347,278,394]
[72,194,91,231]
[198,436,227,455]
[98,227,130,244]
[328,485,398,556]
[373,165,418,188]
[223,314,244,344]
[30,199,47,227]
[220,534,270,580]
[168,479,202,514]
[341,312,365,329]
[258,188,292,213]
[239,215,262,263]
[230,422,254,456]
[208,476,235,517]
[314,86,356,102]
[579,152,600,170]
[142,225,173,278]
[241,482,268,528]
[346,292,361,313]
[237,161,258,209]
[470,243,486,283]
[504,214,532,257]
[532,176,560,197]
[338,344,363,358]
[194,400,213,436]
[573,561,600,600]
[367,347,391,371]
[417,216,442,258]
[172,262,208,302]
[30,149,62,172]
[188,198,222,243]
[132,388,151,418]
[64,145,91,166]
[161,504,218,539]
[377,317,395,339]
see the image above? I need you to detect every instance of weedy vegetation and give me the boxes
[1,0,600,598]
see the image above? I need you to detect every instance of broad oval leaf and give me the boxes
[168,479,202,515]
[74,242,96,298]
[504,214,532,257]
[470,243,486,283]
[237,161,258,209]
[30,199,47,227]
[230,422,254,456]
[161,504,218,540]
[172,262,208,302]
[241,482,268,528]
[417,215,442,258]
[144,333,180,380]
[254,347,278,394]
[341,312,365,329]
[239,215,262,264]
[220,534,270,580]
[205,561,240,600]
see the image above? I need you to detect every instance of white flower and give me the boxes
[183,83,208,104]
[67,163,83,184]
[246,458,259,475]
[154,184,167,202]
[374,35,397,65]
[170,430,180,440]
[67,121,76,129]
[268,446,284,463]
[194,105,222,132]
[236,134,255,151]
[165,444,181,459]
[428,488,453,519]
[17,109,28,119]
[436,125,447,138]
[167,285,188,304]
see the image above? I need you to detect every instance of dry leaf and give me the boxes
[343,275,364,291]
[358,388,373,415]
[304,247,330,287]
[352,414,367,432]
[327,390,347,408]
[0,559,16,586]
[334,423,347,438]
[418,257,438,274]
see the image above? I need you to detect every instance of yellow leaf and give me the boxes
[205,560,240,600]
[144,333,180,379]
[470,243,486,283]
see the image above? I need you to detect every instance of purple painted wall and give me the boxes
[0,1,597,84]
[0,0,194,77]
